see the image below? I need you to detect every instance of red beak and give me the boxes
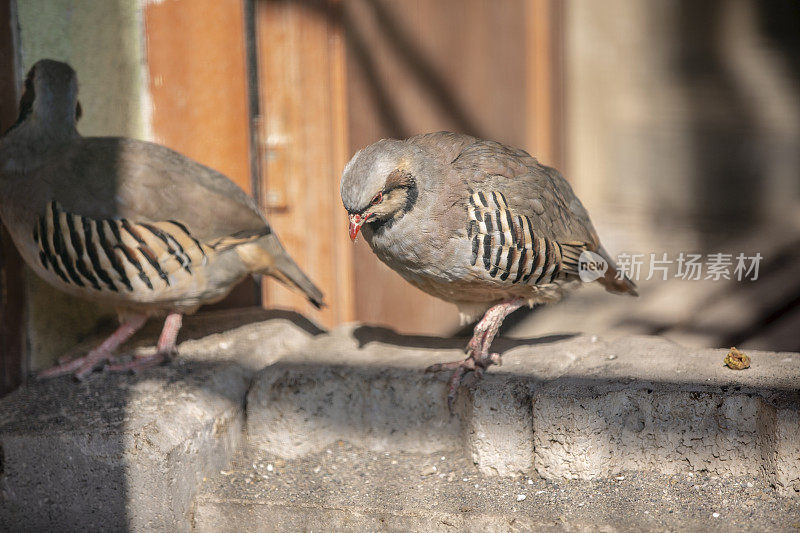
[348,213,369,241]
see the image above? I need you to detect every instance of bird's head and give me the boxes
[340,139,421,241]
[4,59,82,137]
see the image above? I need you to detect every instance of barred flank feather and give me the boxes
[33,201,209,293]
[466,190,591,286]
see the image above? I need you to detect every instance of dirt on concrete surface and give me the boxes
[194,442,800,532]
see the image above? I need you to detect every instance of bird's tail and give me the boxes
[595,246,638,296]
[235,233,325,308]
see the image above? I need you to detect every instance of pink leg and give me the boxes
[426,298,526,411]
[105,313,182,373]
[38,314,148,380]
[473,298,526,362]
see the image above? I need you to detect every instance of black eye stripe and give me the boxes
[366,178,418,236]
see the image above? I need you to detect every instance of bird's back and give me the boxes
[3,136,267,242]
[407,132,599,246]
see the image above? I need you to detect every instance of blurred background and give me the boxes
[1,0,799,395]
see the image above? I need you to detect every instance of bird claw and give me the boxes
[74,358,105,381]
[103,350,172,374]
[429,349,501,413]
[446,366,466,412]
[37,350,112,381]
[36,314,177,380]
[425,357,475,374]
[39,348,172,380]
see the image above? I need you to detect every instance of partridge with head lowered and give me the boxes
[341,132,636,409]
[0,59,324,379]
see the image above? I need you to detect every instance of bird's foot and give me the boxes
[38,347,173,380]
[425,350,502,412]
[37,315,149,381]
[425,298,525,412]
[103,349,173,374]
[38,348,117,381]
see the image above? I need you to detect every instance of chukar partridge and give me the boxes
[0,59,324,379]
[341,132,636,409]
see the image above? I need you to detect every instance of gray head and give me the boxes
[4,59,82,137]
[340,138,423,241]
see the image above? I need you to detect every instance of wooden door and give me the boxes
[253,0,355,328]
[142,0,358,326]
[144,0,260,309]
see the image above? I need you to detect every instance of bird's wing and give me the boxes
[451,138,599,246]
[22,137,325,305]
[46,137,267,244]
[443,138,621,290]
[30,199,212,295]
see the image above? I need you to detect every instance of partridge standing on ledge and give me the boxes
[341,132,636,409]
[0,59,324,379]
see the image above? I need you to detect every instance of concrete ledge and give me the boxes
[0,312,316,531]
[1,314,797,530]
[247,325,800,495]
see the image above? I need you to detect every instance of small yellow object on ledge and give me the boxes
[724,347,751,370]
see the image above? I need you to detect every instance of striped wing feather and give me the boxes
[32,201,208,295]
[467,190,588,287]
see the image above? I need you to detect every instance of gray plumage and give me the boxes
[341,131,635,324]
[0,59,324,316]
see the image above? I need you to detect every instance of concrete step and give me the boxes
[193,442,800,532]
[246,325,800,495]
[0,311,314,531]
[0,361,248,531]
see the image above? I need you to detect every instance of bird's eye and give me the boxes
[370,192,383,205]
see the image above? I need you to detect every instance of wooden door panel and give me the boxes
[254,0,354,327]
[144,0,259,309]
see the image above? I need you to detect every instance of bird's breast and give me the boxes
[363,213,470,287]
